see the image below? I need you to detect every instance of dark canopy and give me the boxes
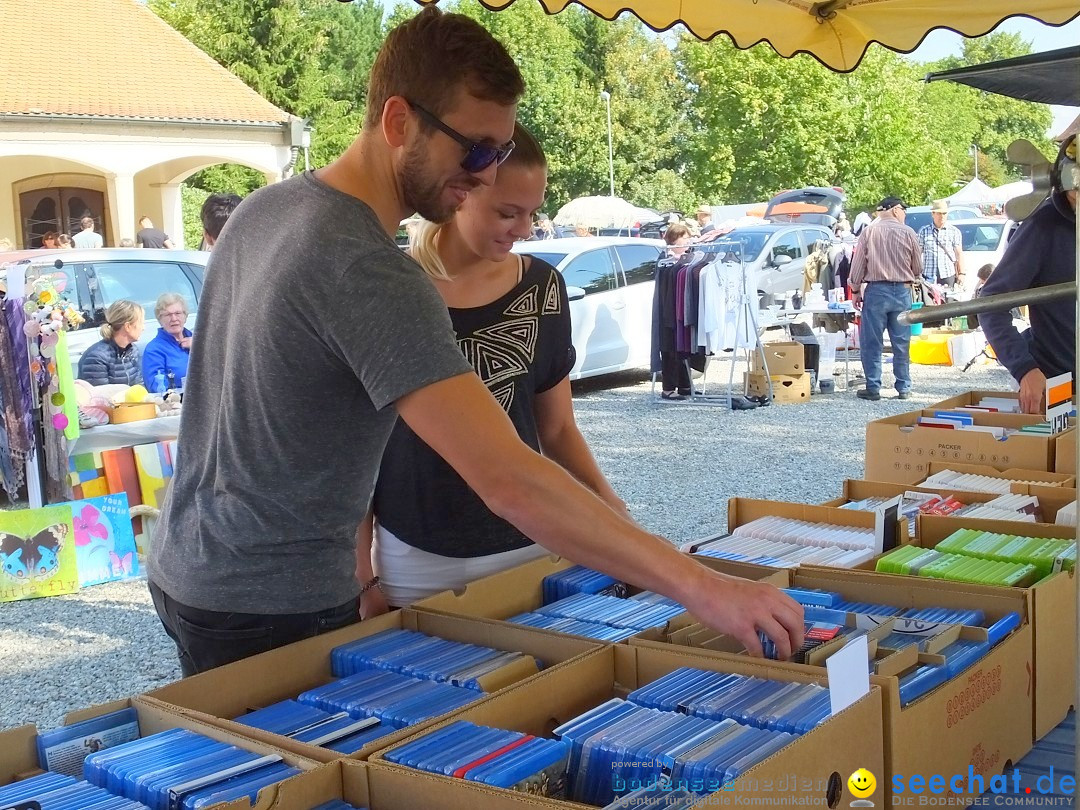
[925,46,1080,106]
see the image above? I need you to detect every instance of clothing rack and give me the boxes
[651,239,773,407]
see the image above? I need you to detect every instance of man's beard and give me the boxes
[400,139,470,224]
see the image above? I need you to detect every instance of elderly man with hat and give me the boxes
[848,196,923,401]
[695,204,715,236]
[918,199,965,290]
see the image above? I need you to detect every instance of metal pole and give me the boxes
[1073,197,1078,779]
[601,90,615,197]
[973,144,979,182]
[897,282,1076,325]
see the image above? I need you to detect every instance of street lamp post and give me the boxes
[970,144,979,182]
[600,90,615,197]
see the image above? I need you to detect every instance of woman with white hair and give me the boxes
[141,292,192,392]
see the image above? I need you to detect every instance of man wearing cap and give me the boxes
[848,196,923,401]
[918,200,965,290]
[696,205,715,236]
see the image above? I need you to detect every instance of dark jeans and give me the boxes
[661,350,691,394]
[149,580,360,676]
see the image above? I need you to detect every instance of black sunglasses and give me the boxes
[407,100,515,174]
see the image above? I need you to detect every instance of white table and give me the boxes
[69,413,181,456]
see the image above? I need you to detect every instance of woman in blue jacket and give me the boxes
[142,292,192,392]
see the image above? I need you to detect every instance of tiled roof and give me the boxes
[0,0,292,125]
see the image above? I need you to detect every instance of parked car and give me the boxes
[0,248,205,370]
[904,205,983,234]
[947,217,1018,297]
[712,223,833,306]
[513,236,664,381]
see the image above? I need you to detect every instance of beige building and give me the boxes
[0,0,305,249]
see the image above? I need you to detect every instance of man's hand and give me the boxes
[851,291,862,310]
[1019,368,1047,415]
[681,573,805,659]
[360,587,391,620]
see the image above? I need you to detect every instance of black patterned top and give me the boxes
[373,257,575,557]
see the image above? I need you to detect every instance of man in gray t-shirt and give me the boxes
[148,7,804,676]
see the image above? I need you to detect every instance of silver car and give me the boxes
[712,224,833,306]
[0,248,206,368]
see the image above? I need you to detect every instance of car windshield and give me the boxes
[954,222,1005,251]
[714,231,771,261]
[520,251,569,267]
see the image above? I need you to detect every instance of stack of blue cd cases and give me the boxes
[231,629,542,754]
[780,587,1021,705]
[381,720,569,795]
[382,666,826,807]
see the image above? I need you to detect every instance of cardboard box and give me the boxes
[922,461,1075,490]
[142,608,601,764]
[634,567,1034,804]
[1056,428,1077,475]
[931,390,1022,412]
[914,514,1077,741]
[822,478,1078,525]
[745,371,811,404]
[369,644,885,808]
[752,341,805,375]
[215,760,565,810]
[865,410,1063,484]
[414,553,789,640]
[0,697,321,803]
[681,497,907,556]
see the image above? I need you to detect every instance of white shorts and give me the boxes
[373,523,549,607]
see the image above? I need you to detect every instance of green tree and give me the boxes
[929,33,1054,174]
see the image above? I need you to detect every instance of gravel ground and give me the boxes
[0,355,1014,732]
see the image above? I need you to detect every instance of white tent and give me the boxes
[554,196,657,229]
[945,178,996,204]
[988,180,1033,203]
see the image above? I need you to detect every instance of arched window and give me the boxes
[19,188,107,248]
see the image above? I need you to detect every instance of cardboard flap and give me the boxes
[874,643,918,677]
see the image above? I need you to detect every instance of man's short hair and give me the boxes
[364,6,524,131]
[200,193,243,241]
[80,216,95,229]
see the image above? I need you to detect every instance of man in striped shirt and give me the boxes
[849,196,923,402]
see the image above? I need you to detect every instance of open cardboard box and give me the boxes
[821,478,1078,527]
[920,461,1075,490]
[1057,427,1077,475]
[633,567,1034,805]
[141,609,601,764]
[906,514,1077,741]
[214,760,565,810]
[368,644,885,808]
[930,390,1022,412]
[414,553,789,643]
[680,497,908,562]
[865,409,1063,484]
[0,697,322,807]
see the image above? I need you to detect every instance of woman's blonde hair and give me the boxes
[410,121,547,282]
[100,299,143,341]
[154,292,188,321]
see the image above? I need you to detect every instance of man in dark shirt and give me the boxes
[136,216,174,249]
[979,135,1077,414]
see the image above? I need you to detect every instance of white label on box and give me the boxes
[1046,373,1074,434]
[826,635,870,716]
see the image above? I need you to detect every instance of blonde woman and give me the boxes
[77,299,145,386]
[357,123,630,615]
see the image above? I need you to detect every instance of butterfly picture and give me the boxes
[0,523,69,583]
[109,550,134,577]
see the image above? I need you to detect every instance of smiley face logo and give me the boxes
[848,768,876,799]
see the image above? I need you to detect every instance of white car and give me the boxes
[948,218,1017,298]
[514,236,664,381]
